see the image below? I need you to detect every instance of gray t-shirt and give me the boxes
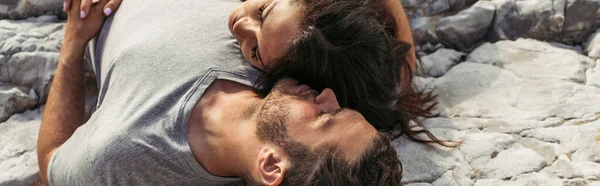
[47,0,260,185]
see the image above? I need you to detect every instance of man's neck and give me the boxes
[187,79,262,178]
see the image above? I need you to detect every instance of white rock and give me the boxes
[431,170,474,186]
[481,144,547,179]
[467,39,595,83]
[540,155,584,179]
[436,62,600,120]
[479,118,562,134]
[459,132,515,165]
[511,173,564,186]
[586,60,600,87]
[0,86,38,122]
[0,108,43,186]
[563,178,590,186]
[584,28,600,59]
[473,173,563,186]
[576,161,600,181]
[421,117,475,131]
[395,135,473,183]
[434,62,537,119]
[518,138,562,165]
[522,120,600,156]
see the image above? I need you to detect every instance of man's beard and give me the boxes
[255,87,291,144]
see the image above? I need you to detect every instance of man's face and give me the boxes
[255,78,378,161]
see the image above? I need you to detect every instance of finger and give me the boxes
[63,0,72,11]
[79,0,93,18]
[102,0,121,16]
[92,0,100,3]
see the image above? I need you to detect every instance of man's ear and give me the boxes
[257,146,290,186]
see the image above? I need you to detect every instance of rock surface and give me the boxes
[420,48,464,77]
[0,108,42,186]
[0,0,65,20]
[2,0,600,186]
[585,28,600,59]
[435,1,495,51]
[397,37,599,185]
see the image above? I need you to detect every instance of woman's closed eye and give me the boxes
[251,5,267,62]
[257,4,267,22]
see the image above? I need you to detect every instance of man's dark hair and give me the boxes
[255,0,450,145]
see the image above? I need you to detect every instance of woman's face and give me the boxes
[228,0,303,69]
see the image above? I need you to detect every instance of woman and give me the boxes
[228,0,447,145]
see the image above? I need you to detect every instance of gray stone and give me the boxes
[488,0,565,42]
[481,144,547,179]
[0,0,65,20]
[587,60,600,87]
[584,29,600,59]
[467,39,595,83]
[0,86,37,122]
[401,0,478,17]
[0,108,42,186]
[421,48,464,77]
[6,52,59,103]
[518,138,562,165]
[395,135,473,183]
[413,76,436,93]
[431,170,474,186]
[541,155,584,179]
[411,17,441,46]
[0,16,64,106]
[405,183,432,186]
[561,0,600,44]
[435,1,496,51]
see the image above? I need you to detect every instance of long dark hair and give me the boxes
[255,0,452,146]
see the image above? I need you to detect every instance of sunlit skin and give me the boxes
[187,78,378,183]
[228,0,417,76]
[228,0,303,69]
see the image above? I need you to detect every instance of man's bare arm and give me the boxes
[37,0,114,184]
[37,37,87,185]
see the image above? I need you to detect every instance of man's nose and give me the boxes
[315,88,341,112]
[233,16,259,41]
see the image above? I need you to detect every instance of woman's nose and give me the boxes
[315,88,341,113]
[232,16,259,41]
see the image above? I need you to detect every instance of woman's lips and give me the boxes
[230,14,239,32]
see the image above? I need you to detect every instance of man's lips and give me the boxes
[296,84,312,95]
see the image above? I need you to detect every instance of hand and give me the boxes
[63,0,113,46]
